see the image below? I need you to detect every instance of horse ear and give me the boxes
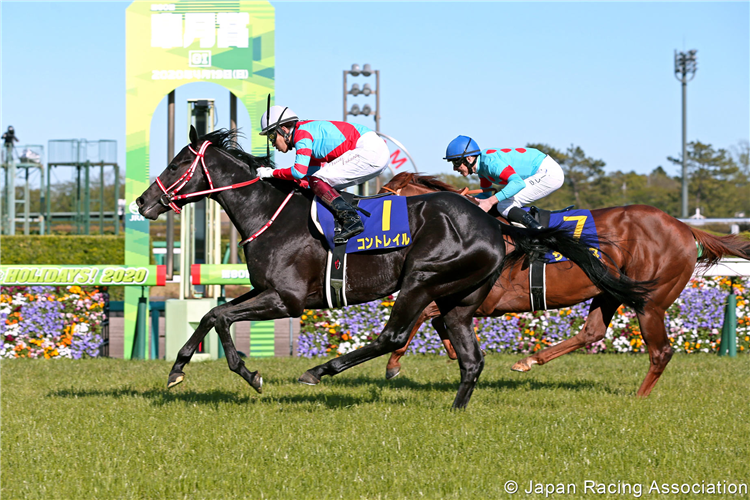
[189,125,198,146]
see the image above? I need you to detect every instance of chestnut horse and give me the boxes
[381,173,750,396]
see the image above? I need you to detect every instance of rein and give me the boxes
[156,140,261,214]
[156,140,294,245]
[239,191,294,246]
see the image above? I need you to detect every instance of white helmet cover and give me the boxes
[259,105,299,135]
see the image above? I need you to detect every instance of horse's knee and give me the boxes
[651,344,674,370]
[579,325,605,345]
[375,333,408,352]
[461,356,484,381]
[215,314,232,334]
[198,308,220,330]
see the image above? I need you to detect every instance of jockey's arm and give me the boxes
[474,177,494,200]
[271,136,313,181]
[495,173,525,202]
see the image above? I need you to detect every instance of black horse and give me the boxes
[136,128,653,408]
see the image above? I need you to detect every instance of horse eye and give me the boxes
[168,163,178,171]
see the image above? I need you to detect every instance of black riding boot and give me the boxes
[507,207,543,229]
[309,178,365,244]
[508,207,544,229]
[330,197,365,244]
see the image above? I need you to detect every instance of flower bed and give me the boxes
[0,286,106,359]
[298,277,750,357]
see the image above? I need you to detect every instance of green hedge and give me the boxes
[0,236,125,265]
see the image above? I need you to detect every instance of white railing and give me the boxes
[698,257,750,277]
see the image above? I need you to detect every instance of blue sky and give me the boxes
[2,1,748,186]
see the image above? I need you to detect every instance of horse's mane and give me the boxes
[387,172,459,193]
[200,128,274,172]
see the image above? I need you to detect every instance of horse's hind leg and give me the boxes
[636,307,673,397]
[511,295,619,372]
[300,287,436,384]
[436,301,485,409]
[385,302,441,380]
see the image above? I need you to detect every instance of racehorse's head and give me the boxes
[137,126,269,220]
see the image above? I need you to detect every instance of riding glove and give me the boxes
[257,167,275,179]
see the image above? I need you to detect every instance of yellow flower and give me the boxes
[301,315,307,320]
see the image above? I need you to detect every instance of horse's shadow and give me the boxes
[48,373,614,409]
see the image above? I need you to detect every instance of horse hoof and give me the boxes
[298,371,320,386]
[250,371,263,394]
[511,358,536,372]
[167,372,184,388]
[385,367,400,380]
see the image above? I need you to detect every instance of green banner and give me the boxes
[191,264,250,285]
[0,266,166,286]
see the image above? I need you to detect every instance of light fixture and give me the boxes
[349,104,360,116]
[350,64,361,76]
[349,83,360,96]
[361,64,372,77]
[361,104,372,116]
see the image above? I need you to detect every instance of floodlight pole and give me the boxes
[674,49,697,218]
[344,64,379,195]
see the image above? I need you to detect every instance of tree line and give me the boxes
[436,140,750,218]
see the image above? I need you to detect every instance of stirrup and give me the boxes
[334,219,364,244]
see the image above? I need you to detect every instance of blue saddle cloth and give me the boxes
[530,208,601,263]
[315,195,412,253]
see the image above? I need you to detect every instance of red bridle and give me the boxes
[155,140,294,246]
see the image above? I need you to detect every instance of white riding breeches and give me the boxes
[496,155,565,217]
[310,131,390,189]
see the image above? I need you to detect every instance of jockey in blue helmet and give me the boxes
[444,135,565,229]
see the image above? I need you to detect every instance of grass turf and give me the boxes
[2,354,748,499]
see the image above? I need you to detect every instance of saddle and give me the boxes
[524,205,575,312]
[312,192,412,308]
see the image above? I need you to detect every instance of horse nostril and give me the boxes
[136,197,144,207]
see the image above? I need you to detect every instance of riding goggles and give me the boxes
[450,158,466,169]
[267,128,278,144]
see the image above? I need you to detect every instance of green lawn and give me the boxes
[2,354,748,499]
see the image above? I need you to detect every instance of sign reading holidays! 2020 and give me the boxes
[0,266,166,287]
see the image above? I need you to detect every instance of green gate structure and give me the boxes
[125,0,274,359]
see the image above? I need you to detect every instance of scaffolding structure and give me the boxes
[1,143,46,235]
[47,139,120,235]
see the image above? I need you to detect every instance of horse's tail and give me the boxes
[498,222,656,314]
[690,227,750,268]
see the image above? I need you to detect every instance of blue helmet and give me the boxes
[444,135,480,160]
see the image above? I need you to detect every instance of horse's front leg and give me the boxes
[168,287,301,390]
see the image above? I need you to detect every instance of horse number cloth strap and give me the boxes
[239,191,295,246]
[156,140,261,214]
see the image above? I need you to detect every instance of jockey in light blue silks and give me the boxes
[257,105,389,244]
[444,135,565,229]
